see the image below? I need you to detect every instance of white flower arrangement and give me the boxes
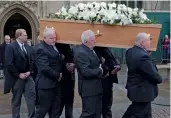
[50,2,155,25]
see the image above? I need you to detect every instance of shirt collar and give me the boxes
[16,39,24,48]
[135,44,147,52]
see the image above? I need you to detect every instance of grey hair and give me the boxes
[81,30,95,43]
[43,27,55,38]
[135,33,150,45]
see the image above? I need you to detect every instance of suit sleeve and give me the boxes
[0,45,2,66]
[75,51,102,78]
[5,44,20,78]
[28,47,34,74]
[36,48,60,80]
[139,55,162,84]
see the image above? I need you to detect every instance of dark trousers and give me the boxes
[102,79,113,118]
[34,88,61,118]
[80,95,102,118]
[12,77,36,118]
[122,102,152,118]
[59,80,75,118]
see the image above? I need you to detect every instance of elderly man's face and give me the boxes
[141,38,151,51]
[44,31,56,45]
[165,35,169,39]
[86,35,96,48]
[5,36,11,44]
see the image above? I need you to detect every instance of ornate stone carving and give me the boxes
[23,1,38,8]
[0,1,10,13]
[23,1,38,16]
[0,1,9,7]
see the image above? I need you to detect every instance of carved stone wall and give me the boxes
[0,1,39,15]
[0,1,39,44]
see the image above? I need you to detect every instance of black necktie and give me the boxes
[22,45,27,56]
[52,46,60,56]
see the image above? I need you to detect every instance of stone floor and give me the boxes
[0,65,170,118]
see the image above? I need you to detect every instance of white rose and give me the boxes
[100,2,107,9]
[117,4,122,11]
[78,3,85,10]
[92,2,100,10]
[122,4,128,11]
[87,2,93,9]
[111,3,116,8]
[101,17,108,23]
[139,13,148,20]
[61,6,68,16]
[134,8,139,12]
[98,8,107,16]
[68,6,78,15]
[127,7,133,13]
[89,11,96,18]
[132,10,138,16]
[108,3,113,10]
[140,9,144,13]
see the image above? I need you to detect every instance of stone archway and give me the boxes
[0,3,39,44]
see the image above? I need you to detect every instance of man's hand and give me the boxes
[66,63,75,72]
[101,57,105,65]
[58,73,62,82]
[61,54,65,60]
[111,65,121,75]
[25,72,30,77]
[19,73,27,79]
[103,72,109,78]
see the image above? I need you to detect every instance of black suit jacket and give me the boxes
[35,41,62,89]
[4,41,33,94]
[94,47,120,84]
[55,43,75,92]
[55,43,75,81]
[74,44,103,97]
[126,45,162,102]
[0,42,7,69]
[30,44,40,80]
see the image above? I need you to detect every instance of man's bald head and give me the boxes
[135,32,151,51]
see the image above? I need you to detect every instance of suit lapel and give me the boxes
[14,41,25,60]
[82,44,100,62]
[24,44,31,63]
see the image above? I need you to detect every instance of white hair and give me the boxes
[81,30,95,43]
[43,28,55,38]
[135,32,150,45]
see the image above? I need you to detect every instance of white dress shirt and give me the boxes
[16,39,27,54]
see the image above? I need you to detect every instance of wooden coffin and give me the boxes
[39,19,162,51]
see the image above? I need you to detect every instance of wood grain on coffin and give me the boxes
[39,19,162,51]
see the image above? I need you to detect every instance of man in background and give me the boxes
[0,35,11,76]
[94,47,121,118]
[55,43,75,118]
[4,29,35,118]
